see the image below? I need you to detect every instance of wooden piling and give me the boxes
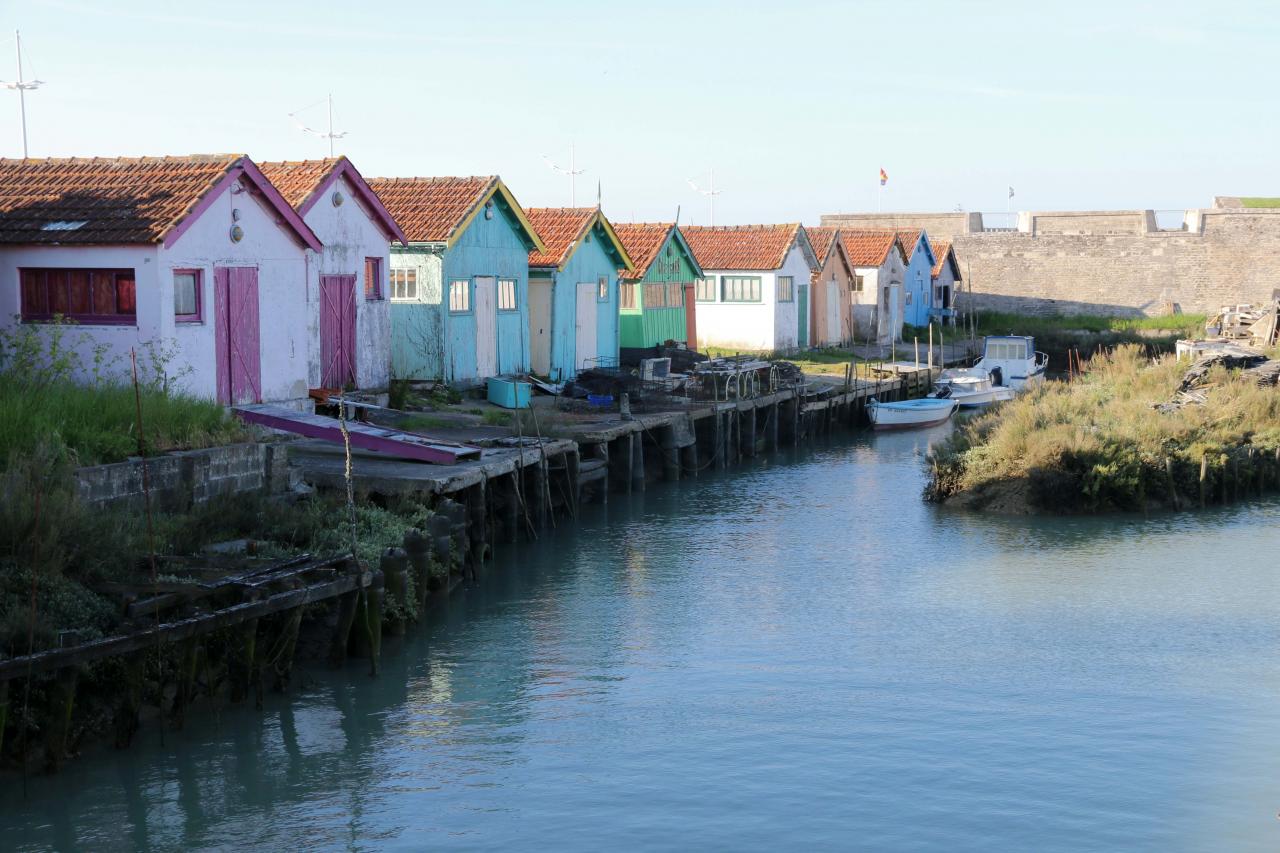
[630,429,646,492]
[380,548,410,637]
[1164,456,1180,510]
[44,667,79,772]
[114,655,143,748]
[743,406,758,457]
[172,637,200,731]
[328,588,360,668]
[1200,454,1208,508]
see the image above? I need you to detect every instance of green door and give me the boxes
[797,284,809,349]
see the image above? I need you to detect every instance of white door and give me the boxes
[826,280,840,343]
[575,282,598,373]
[474,276,497,378]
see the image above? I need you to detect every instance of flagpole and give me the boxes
[878,182,882,213]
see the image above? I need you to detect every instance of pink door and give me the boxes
[214,266,262,405]
[320,274,357,388]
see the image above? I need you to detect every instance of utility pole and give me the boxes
[688,169,722,226]
[1,31,44,159]
[543,144,585,207]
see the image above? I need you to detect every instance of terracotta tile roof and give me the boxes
[365,175,496,243]
[259,157,407,243]
[257,158,342,209]
[525,207,597,268]
[896,229,922,257]
[931,239,961,279]
[0,154,245,245]
[613,222,675,280]
[839,229,902,267]
[681,223,801,271]
[805,226,839,266]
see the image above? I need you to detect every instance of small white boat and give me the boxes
[931,367,1001,408]
[867,396,957,430]
[973,335,1048,391]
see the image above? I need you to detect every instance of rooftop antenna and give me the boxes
[675,204,681,225]
[1,31,44,159]
[289,93,347,157]
[543,143,585,207]
[687,169,722,226]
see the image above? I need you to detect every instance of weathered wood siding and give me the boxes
[389,248,444,380]
[620,230,695,348]
[903,234,936,328]
[535,222,621,380]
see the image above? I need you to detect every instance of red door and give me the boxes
[214,267,262,405]
[683,282,698,349]
[320,274,357,389]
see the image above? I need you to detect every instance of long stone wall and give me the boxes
[820,207,1280,317]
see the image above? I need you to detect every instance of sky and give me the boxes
[1,0,1277,225]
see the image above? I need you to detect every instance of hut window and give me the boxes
[497,278,517,311]
[597,276,609,302]
[777,276,794,303]
[20,267,136,325]
[852,275,864,293]
[643,283,667,308]
[448,280,471,313]
[619,282,637,309]
[364,257,383,300]
[390,269,418,301]
[666,283,683,306]
[696,276,717,302]
[721,275,761,303]
[174,270,202,323]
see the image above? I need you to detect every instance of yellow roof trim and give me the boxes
[449,177,548,254]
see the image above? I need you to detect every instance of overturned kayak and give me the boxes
[867,396,957,430]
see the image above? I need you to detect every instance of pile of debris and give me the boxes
[1205,299,1280,348]
[1156,346,1278,413]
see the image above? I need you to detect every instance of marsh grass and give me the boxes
[927,345,1280,512]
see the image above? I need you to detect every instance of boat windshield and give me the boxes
[986,340,1028,360]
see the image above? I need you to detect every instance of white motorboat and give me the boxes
[973,335,1048,391]
[931,367,1001,407]
[867,396,958,430]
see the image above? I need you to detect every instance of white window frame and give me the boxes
[722,275,762,303]
[390,268,418,302]
[695,276,717,302]
[448,279,471,313]
[497,278,517,312]
[777,275,794,303]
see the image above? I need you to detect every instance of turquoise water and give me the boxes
[7,426,1280,851]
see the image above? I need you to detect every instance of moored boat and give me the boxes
[973,335,1048,391]
[867,396,958,430]
[931,367,1001,407]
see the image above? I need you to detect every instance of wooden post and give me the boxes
[403,528,431,609]
[380,548,409,637]
[914,337,919,369]
[1164,457,1180,510]
[770,401,780,450]
[329,588,360,668]
[45,667,79,772]
[927,324,933,371]
[114,655,144,748]
[566,447,581,517]
[355,569,385,677]
[660,425,680,481]
[743,406,758,457]
[0,679,7,758]
[1200,454,1208,508]
[172,637,201,731]
[631,428,646,492]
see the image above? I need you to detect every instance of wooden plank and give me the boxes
[235,404,481,464]
[0,569,371,682]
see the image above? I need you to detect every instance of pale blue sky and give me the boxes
[2,0,1276,224]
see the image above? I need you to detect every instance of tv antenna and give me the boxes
[687,169,722,226]
[1,31,44,159]
[543,144,585,207]
[289,93,347,157]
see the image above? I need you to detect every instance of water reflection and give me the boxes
[5,427,1280,851]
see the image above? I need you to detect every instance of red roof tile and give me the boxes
[805,226,839,267]
[839,229,902,267]
[931,239,961,279]
[525,207,597,268]
[0,154,245,245]
[681,224,802,271]
[365,175,496,243]
[613,222,676,280]
[258,157,407,243]
[896,229,923,258]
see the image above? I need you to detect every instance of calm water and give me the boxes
[7,427,1280,851]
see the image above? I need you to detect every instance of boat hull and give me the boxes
[868,398,958,430]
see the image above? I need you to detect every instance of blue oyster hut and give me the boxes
[524,207,634,381]
[367,175,547,385]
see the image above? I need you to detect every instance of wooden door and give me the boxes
[474,276,497,378]
[320,274,357,388]
[214,266,261,404]
[826,281,840,343]
[797,284,809,349]
[575,282,597,373]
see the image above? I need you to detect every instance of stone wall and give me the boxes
[819,207,1280,317]
[76,442,295,512]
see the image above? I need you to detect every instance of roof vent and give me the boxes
[41,220,88,231]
